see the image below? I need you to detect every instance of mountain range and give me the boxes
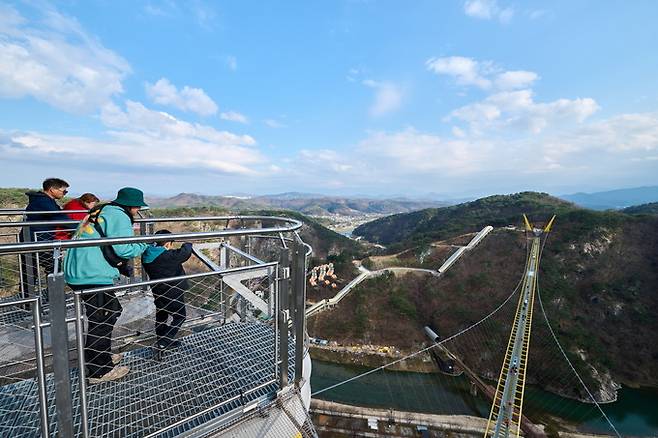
[146,192,449,217]
[560,185,658,210]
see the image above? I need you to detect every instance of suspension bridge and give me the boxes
[310,215,623,438]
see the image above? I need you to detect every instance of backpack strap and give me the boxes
[88,204,108,237]
[87,204,130,270]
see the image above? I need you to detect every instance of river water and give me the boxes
[311,360,658,436]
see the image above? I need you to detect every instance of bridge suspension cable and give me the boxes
[534,235,622,438]
[311,276,523,397]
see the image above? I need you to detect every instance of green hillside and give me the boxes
[311,192,658,396]
[0,188,33,208]
[622,202,658,215]
[353,192,577,251]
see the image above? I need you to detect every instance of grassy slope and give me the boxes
[0,188,33,208]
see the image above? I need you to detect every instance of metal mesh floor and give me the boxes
[0,322,295,437]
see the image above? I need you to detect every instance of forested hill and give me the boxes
[314,191,658,392]
[622,202,658,215]
[353,192,576,250]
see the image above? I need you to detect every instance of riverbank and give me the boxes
[311,399,622,438]
[309,343,436,373]
[311,399,488,437]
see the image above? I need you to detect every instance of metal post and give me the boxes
[292,243,307,385]
[74,293,90,438]
[267,265,275,318]
[219,244,227,270]
[21,226,37,298]
[17,232,25,298]
[53,247,61,275]
[35,251,43,295]
[277,248,290,389]
[48,273,74,438]
[31,298,50,438]
[140,222,149,282]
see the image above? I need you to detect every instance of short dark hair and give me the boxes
[154,229,173,246]
[42,178,69,191]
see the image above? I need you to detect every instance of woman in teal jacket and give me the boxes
[64,187,148,383]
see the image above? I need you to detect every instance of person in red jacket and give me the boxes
[55,193,100,240]
[63,193,100,219]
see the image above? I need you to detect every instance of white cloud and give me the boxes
[495,70,539,90]
[299,149,353,173]
[2,100,263,175]
[452,126,466,138]
[362,79,403,116]
[264,119,287,128]
[289,112,658,193]
[428,56,595,134]
[0,3,130,113]
[449,89,599,134]
[356,128,485,174]
[220,111,248,124]
[146,78,218,117]
[464,0,514,23]
[426,56,493,89]
[427,56,540,93]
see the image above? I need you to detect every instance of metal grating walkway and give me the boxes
[0,322,295,437]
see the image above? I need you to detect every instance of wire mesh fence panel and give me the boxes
[66,266,290,437]
[0,300,49,438]
[0,255,23,305]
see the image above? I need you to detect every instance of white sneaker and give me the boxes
[89,365,130,384]
[111,353,124,365]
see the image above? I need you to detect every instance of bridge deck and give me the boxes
[0,322,294,437]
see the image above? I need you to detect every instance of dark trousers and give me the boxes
[153,285,186,348]
[69,284,122,378]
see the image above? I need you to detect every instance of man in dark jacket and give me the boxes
[142,229,193,358]
[24,178,71,278]
[25,178,71,241]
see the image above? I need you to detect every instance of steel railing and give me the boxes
[0,215,310,438]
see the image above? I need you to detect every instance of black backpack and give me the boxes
[88,204,133,276]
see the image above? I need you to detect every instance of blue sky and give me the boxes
[1,0,658,199]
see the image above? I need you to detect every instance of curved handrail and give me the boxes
[0,215,301,228]
[0,215,302,254]
[0,209,89,216]
[0,208,150,216]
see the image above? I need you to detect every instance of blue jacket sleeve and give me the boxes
[100,209,147,258]
[170,243,193,263]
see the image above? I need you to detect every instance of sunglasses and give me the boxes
[56,188,69,194]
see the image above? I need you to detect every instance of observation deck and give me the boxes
[0,211,317,437]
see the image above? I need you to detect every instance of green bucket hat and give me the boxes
[113,187,148,207]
